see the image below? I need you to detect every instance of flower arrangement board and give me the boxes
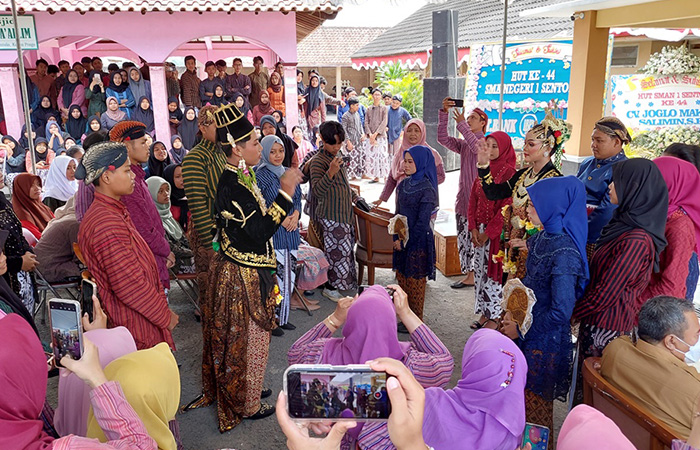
[465,40,572,149]
[610,74,700,130]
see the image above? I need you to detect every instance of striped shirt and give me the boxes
[256,166,302,251]
[287,322,454,450]
[437,109,484,217]
[52,381,157,450]
[78,193,174,350]
[182,138,226,248]
[308,148,357,224]
[573,229,655,332]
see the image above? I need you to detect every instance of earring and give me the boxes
[544,151,550,157]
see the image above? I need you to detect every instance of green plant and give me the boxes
[356,62,424,119]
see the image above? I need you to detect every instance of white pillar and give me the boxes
[283,63,298,130]
[0,64,25,138]
[335,66,342,100]
[149,63,171,145]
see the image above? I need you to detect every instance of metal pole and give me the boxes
[10,0,36,174]
[498,0,509,131]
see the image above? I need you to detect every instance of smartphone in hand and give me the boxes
[284,364,391,421]
[49,299,84,367]
[81,279,97,322]
[522,423,550,450]
[448,97,465,108]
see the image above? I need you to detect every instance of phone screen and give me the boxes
[49,300,83,367]
[286,368,391,420]
[81,280,94,322]
[522,423,550,450]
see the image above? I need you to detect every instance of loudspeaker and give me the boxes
[424,76,467,172]
[431,10,459,78]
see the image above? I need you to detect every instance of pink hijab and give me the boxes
[557,405,635,450]
[391,119,443,181]
[55,327,137,437]
[320,285,410,364]
[0,314,54,450]
[654,156,700,254]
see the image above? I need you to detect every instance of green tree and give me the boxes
[359,62,424,119]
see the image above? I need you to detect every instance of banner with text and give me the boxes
[0,15,38,50]
[610,74,700,129]
[466,40,572,148]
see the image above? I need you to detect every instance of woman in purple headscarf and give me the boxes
[287,284,453,449]
[423,328,527,450]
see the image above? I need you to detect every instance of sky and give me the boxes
[325,0,432,28]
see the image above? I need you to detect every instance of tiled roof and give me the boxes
[352,0,574,59]
[298,27,388,67]
[1,0,342,13]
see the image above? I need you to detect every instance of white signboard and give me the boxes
[0,15,38,50]
[610,74,700,129]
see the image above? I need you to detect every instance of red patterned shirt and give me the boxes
[78,192,174,350]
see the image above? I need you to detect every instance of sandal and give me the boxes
[244,402,276,420]
[470,320,484,330]
[260,388,272,399]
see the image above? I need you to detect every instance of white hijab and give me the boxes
[42,155,78,202]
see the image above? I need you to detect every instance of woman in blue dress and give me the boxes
[500,176,589,438]
[393,145,438,325]
[256,135,302,333]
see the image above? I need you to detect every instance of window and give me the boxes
[611,45,639,67]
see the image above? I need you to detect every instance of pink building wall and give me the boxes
[1,11,300,140]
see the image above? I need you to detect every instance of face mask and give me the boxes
[672,335,700,364]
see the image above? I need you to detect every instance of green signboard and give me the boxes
[0,15,38,50]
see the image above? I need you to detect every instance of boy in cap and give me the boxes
[77,141,178,350]
[387,94,412,156]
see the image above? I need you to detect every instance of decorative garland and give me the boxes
[639,45,700,76]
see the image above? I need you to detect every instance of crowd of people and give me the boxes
[1,51,700,450]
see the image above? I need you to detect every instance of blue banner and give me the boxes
[466,40,573,148]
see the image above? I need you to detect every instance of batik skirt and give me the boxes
[319,218,357,291]
[364,136,389,179]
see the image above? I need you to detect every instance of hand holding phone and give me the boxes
[49,299,84,367]
[60,338,109,389]
[522,423,549,450]
[81,279,96,322]
[448,97,465,108]
[284,364,392,421]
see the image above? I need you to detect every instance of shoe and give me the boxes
[181,394,212,412]
[261,388,272,399]
[450,281,472,289]
[280,322,296,330]
[271,327,284,337]
[304,290,315,296]
[244,402,276,420]
[291,302,321,311]
[397,322,409,334]
[323,288,343,302]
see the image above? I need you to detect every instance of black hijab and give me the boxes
[232,93,250,117]
[108,71,128,94]
[133,96,155,134]
[0,227,38,336]
[61,70,82,109]
[305,74,323,120]
[85,114,102,137]
[168,97,183,122]
[33,138,49,163]
[163,163,189,230]
[18,125,32,150]
[31,96,59,137]
[2,135,23,158]
[597,158,669,272]
[147,141,171,178]
[64,105,87,141]
[178,107,199,150]
[259,115,297,168]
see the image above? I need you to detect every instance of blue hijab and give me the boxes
[258,135,286,178]
[527,176,589,283]
[405,145,438,198]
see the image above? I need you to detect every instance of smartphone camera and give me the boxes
[358,285,395,297]
[49,299,84,367]
[285,365,391,420]
[81,279,96,322]
[449,97,465,108]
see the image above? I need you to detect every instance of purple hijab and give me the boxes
[54,327,137,437]
[422,329,527,450]
[320,285,410,365]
